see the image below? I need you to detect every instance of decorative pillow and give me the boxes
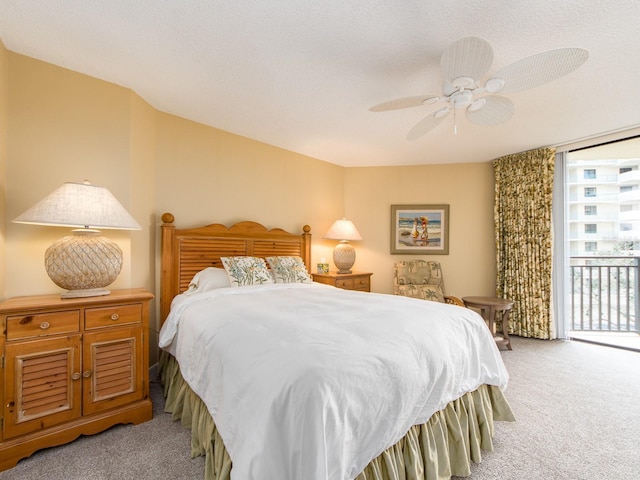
[266,256,313,284]
[187,267,230,293]
[221,256,274,287]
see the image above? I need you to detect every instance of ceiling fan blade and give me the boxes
[441,36,493,85]
[465,95,514,126]
[369,95,439,112]
[407,109,450,140]
[488,47,589,94]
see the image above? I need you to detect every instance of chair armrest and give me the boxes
[444,295,465,307]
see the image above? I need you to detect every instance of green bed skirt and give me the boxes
[159,351,515,480]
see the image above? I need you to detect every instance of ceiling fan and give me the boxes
[370,36,589,139]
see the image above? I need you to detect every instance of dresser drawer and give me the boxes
[85,303,142,330]
[352,276,370,291]
[312,272,372,292]
[6,310,80,340]
[335,278,354,289]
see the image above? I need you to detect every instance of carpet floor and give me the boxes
[1,336,638,479]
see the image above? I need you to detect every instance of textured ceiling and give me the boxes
[1,1,639,167]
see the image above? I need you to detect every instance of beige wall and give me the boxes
[129,92,158,359]
[0,42,7,299]
[1,51,498,364]
[129,93,157,292]
[154,112,344,244]
[345,164,496,297]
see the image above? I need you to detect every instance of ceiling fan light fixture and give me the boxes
[485,77,505,93]
[451,76,475,88]
[451,91,473,108]
[468,98,487,112]
[466,95,514,126]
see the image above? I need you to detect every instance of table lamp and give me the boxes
[13,181,141,298]
[323,218,362,274]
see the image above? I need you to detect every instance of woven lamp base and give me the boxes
[333,241,356,274]
[45,229,123,298]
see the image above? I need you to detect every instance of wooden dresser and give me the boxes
[0,288,154,471]
[311,272,373,292]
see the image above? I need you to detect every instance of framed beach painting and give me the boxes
[390,204,449,255]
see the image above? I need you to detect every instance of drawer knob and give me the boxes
[111,313,120,321]
[40,321,50,330]
[71,372,81,380]
[82,370,92,378]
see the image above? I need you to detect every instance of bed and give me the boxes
[158,213,515,480]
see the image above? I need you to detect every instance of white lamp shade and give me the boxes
[323,218,362,241]
[13,181,141,230]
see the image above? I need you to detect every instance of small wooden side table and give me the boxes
[462,296,514,350]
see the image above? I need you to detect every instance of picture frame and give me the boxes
[390,204,450,255]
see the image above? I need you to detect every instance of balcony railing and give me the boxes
[570,256,640,333]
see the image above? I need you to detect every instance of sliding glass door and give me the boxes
[560,137,640,346]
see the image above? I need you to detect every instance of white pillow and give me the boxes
[187,267,231,293]
[266,256,313,284]
[221,256,274,287]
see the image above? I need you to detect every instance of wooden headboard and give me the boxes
[160,212,312,323]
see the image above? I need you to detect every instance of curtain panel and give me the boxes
[494,147,555,339]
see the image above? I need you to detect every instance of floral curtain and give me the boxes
[494,147,555,339]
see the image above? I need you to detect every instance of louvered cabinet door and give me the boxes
[3,335,82,439]
[82,326,143,416]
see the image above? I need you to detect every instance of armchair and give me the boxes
[393,260,464,306]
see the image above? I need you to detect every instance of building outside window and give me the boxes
[568,138,640,256]
[584,205,597,215]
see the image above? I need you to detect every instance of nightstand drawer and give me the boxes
[312,272,372,292]
[6,310,80,340]
[335,278,354,289]
[85,303,142,329]
[352,276,370,291]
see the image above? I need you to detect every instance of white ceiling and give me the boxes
[1,1,639,167]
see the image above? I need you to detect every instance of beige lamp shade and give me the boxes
[323,218,362,274]
[13,181,141,298]
[13,181,141,230]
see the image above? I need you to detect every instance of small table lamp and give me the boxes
[13,181,141,298]
[323,218,362,274]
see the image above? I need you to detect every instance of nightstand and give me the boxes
[312,272,373,292]
[0,288,154,471]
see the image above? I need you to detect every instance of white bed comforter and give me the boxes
[159,283,509,480]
